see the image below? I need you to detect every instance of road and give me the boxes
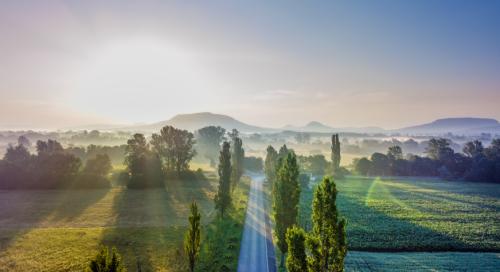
[237,174,276,272]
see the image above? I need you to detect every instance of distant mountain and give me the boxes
[283,121,335,133]
[128,112,275,133]
[397,118,500,135]
[283,121,385,134]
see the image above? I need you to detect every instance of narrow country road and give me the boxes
[237,174,276,272]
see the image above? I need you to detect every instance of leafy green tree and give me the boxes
[463,140,484,158]
[215,142,232,217]
[4,143,31,165]
[425,138,454,161]
[331,134,341,177]
[278,144,290,160]
[230,136,245,191]
[273,152,300,267]
[309,177,347,272]
[151,126,196,174]
[353,157,372,176]
[125,134,163,188]
[265,145,278,183]
[87,246,125,272]
[184,201,201,272]
[76,154,113,188]
[285,226,308,272]
[387,145,403,161]
[34,139,81,189]
[370,152,390,176]
[196,126,226,167]
[84,154,112,177]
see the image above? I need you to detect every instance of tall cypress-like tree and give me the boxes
[285,176,347,272]
[215,142,232,217]
[265,145,278,183]
[273,151,300,267]
[285,226,308,272]
[231,136,244,192]
[310,177,347,272]
[184,201,201,272]
[331,134,341,177]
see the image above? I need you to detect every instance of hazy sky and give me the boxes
[1,1,499,130]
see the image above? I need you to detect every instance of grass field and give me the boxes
[0,177,250,271]
[299,176,500,251]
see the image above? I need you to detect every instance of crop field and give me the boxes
[0,177,250,271]
[346,251,500,271]
[299,176,500,251]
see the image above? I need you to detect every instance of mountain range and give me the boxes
[92,112,500,135]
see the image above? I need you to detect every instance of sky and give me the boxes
[1,0,499,130]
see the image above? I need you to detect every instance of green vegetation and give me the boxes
[184,202,201,272]
[196,126,226,167]
[285,226,308,272]
[331,134,341,177]
[151,125,197,174]
[264,145,278,183]
[345,251,500,271]
[197,177,250,271]
[0,174,251,271]
[230,134,244,191]
[299,176,500,251]
[273,151,300,267]
[87,246,125,272]
[215,141,232,217]
[286,177,347,272]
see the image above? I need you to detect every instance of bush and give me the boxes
[87,246,125,272]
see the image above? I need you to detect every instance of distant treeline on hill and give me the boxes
[353,138,500,183]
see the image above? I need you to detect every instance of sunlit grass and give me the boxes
[0,176,251,271]
[299,176,500,251]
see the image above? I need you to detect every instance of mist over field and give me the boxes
[1,1,499,272]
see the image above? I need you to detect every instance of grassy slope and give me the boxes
[0,176,250,271]
[299,176,500,251]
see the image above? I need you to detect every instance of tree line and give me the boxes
[353,138,500,182]
[0,138,112,189]
[265,134,347,271]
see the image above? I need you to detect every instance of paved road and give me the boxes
[237,174,276,272]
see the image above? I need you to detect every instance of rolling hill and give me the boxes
[127,112,275,133]
[397,118,500,135]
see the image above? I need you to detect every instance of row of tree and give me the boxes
[265,135,347,271]
[0,138,112,189]
[353,138,500,183]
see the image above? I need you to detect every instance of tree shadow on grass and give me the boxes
[0,189,107,250]
[49,189,110,223]
[99,187,167,271]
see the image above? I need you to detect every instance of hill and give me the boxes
[129,112,275,133]
[398,117,500,135]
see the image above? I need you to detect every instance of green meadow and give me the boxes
[0,177,250,272]
[299,176,500,251]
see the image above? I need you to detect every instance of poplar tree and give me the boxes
[273,152,300,267]
[285,177,347,272]
[331,134,341,177]
[215,142,232,217]
[310,177,347,272]
[285,226,308,272]
[264,145,278,183]
[184,201,201,272]
[231,136,244,192]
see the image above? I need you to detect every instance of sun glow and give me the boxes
[67,38,216,123]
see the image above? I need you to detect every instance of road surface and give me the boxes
[237,174,276,272]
